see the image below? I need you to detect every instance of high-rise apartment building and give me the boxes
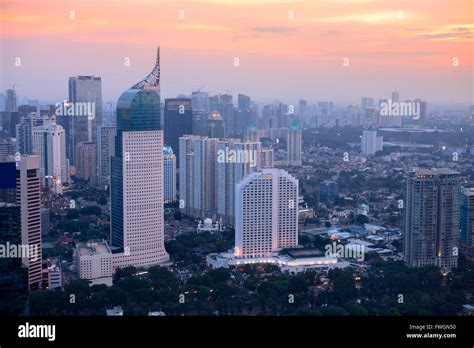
[460,185,474,257]
[216,139,262,223]
[75,141,97,181]
[32,123,69,192]
[235,169,298,258]
[178,135,218,217]
[287,127,302,166]
[111,47,169,269]
[404,169,461,271]
[163,146,177,203]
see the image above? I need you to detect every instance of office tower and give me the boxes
[235,169,298,258]
[16,155,42,291]
[209,95,219,113]
[1,111,20,138]
[206,111,225,139]
[0,139,14,162]
[163,146,177,202]
[32,123,69,192]
[5,88,17,112]
[299,99,309,126]
[164,98,192,164]
[69,76,102,141]
[179,135,218,217]
[111,46,169,269]
[75,141,97,182]
[404,169,461,271]
[67,76,102,163]
[287,127,302,166]
[216,139,262,223]
[219,93,234,134]
[361,130,383,155]
[97,124,116,189]
[260,147,274,169]
[460,186,474,257]
[262,105,278,130]
[191,90,209,112]
[413,98,427,125]
[235,94,251,132]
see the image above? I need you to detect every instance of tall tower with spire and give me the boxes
[111,46,169,269]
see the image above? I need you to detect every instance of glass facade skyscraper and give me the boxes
[111,47,169,268]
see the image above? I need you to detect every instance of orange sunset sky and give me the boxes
[0,0,473,104]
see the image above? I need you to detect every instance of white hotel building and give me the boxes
[235,168,299,258]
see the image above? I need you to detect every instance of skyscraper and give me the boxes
[164,98,192,164]
[67,76,103,164]
[404,169,461,271]
[219,93,234,135]
[16,155,42,291]
[287,127,302,166]
[235,169,298,258]
[68,75,103,132]
[97,124,116,189]
[361,130,383,155]
[235,94,251,132]
[163,146,177,203]
[32,123,69,192]
[5,88,17,112]
[111,46,169,269]
[75,141,97,182]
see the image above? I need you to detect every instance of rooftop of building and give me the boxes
[76,240,111,256]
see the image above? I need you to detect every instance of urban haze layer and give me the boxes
[1,0,473,317]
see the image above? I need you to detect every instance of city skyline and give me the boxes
[1,0,472,104]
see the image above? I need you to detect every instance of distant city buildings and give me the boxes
[404,169,461,271]
[235,169,298,258]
